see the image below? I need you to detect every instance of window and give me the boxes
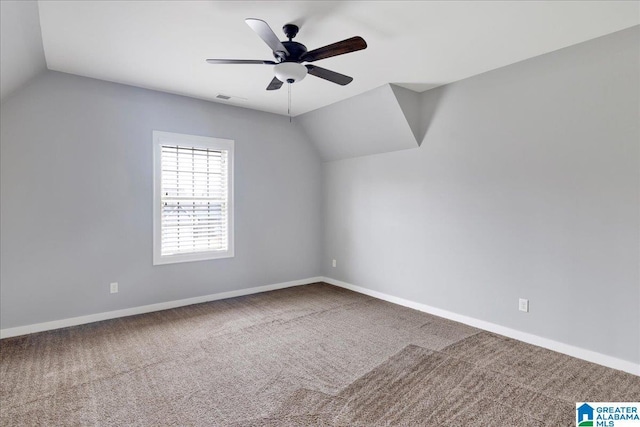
[153,131,234,265]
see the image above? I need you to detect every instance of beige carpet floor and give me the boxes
[1,283,638,426]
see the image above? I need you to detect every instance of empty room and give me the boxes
[1,1,639,425]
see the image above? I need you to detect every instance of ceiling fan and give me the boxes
[206,19,367,91]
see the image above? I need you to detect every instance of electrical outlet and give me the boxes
[110,282,118,294]
[332,259,337,268]
[519,298,529,312]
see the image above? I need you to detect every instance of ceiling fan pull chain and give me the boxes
[288,83,292,123]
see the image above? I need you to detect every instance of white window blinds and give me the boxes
[161,145,228,255]
[153,132,234,265]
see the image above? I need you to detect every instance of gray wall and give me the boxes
[0,1,46,101]
[323,27,640,363]
[0,71,322,328]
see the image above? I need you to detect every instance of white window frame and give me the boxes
[153,131,234,265]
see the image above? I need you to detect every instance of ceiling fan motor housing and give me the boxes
[276,41,307,62]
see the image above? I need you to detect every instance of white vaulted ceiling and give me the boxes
[26,1,640,115]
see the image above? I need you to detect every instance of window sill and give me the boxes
[153,250,234,266]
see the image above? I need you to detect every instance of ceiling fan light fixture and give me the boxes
[274,62,307,84]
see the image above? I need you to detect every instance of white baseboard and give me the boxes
[3,275,638,376]
[322,276,640,377]
[0,277,323,339]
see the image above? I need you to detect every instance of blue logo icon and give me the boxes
[577,403,594,426]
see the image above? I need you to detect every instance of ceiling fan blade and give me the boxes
[302,36,367,63]
[266,77,283,91]
[206,59,276,65]
[245,18,290,58]
[305,65,353,86]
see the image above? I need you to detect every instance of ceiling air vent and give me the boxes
[216,94,231,100]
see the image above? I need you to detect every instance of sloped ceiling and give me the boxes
[297,84,420,161]
[37,1,639,116]
[2,1,639,165]
[0,1,46,101]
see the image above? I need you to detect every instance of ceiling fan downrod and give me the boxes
[282,24,299,41]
